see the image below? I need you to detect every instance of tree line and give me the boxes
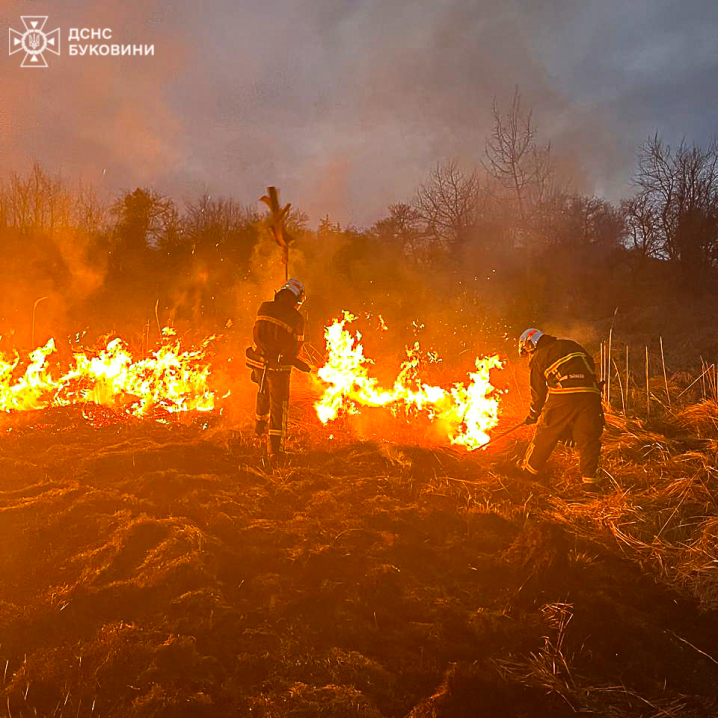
[1,89,717,347]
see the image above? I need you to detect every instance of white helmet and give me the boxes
[518,327,543,356]
[278,277,306,305]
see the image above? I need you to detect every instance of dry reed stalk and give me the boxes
[606,327,613,406]
[31,295,48,348]
[604,340,610,402]
[625,345,630,415]
[676,363,715,399]
[612,359,626,416]
[666,630,718,667]
[660,336,671,408]
[646,346,650,418]
[142,320,151,358]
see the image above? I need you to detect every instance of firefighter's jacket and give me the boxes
[527,336,600,420]
[245,297,307,375]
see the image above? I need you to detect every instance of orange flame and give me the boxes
[314,313,504,449]
[0,328,215,418]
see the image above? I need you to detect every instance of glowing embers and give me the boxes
[314,312,503,449]
[0,328,215,418]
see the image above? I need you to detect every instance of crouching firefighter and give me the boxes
[246,278,311,458]
[518,328,605,489]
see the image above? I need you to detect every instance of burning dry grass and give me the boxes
[0,329,217,418]
[312,312,504,450]
[1,399,718,716]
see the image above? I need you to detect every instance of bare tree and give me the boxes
[483,87,553,224]
[372,203,424,261]
[534,193,624,250]
[634,135,718,276]
[5,172,29,229]
[185,195,250,237]
[413,160,484,249]
[183,194,267,267]
[73,181,108,234]
[622,193,662,258]
[1,163,74,232]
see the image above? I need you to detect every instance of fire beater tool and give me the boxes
[480,419,529,451]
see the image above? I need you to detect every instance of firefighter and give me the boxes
[246,278,311,459]
[518,328,605,489]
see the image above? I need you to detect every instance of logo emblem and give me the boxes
[9,16,60,67]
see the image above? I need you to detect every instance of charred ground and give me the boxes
[2,400,718,717]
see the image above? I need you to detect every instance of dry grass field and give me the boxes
[1,390,718,717]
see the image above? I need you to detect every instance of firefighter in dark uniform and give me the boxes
[518,328,605,489]
[246,278,310,458]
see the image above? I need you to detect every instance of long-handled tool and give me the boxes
[480,419,528,451]
[258,363,269,395]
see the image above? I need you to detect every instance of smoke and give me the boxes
[55,227,107,299]
[0,0,188,191]
[2,1,717,225]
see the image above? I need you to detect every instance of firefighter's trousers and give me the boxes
[522,393,604,479]
[255,370,291,455]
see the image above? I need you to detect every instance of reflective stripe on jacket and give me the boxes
[246,297,305,373]
[528,336,599,418]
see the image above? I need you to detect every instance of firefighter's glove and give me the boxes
[524,414,538,426]
[293,357,312,373]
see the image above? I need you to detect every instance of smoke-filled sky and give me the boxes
[1,0,717,226]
